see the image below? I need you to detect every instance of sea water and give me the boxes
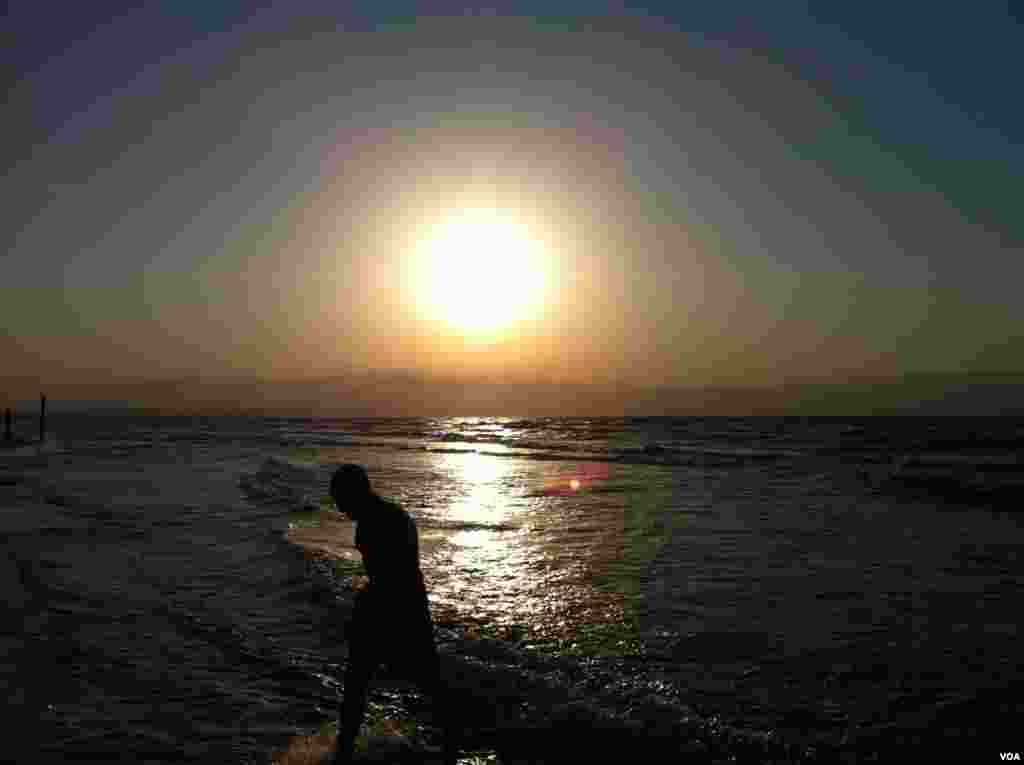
[4,415,1022,762]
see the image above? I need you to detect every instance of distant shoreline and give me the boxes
[3,370,1024,417]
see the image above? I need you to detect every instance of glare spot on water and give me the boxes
[449,529,490,547]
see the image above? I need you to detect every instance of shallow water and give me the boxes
[4,415,1023,762]
[4,444,342,763]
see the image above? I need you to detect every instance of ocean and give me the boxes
[4,415,1023,762]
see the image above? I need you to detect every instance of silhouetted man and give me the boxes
[330,464,456,765]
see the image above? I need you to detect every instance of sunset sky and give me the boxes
[5,2,1022,413]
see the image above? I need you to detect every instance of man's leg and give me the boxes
[336,659,374,764]
[412,642,458,765]
[335,637,378,764]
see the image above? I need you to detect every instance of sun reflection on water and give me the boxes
[423,452,527,634]
[442,451,511,523]
[422,451,633,652]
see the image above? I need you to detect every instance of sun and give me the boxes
[411,207,549,336]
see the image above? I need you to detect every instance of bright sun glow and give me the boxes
[412,207,549,335]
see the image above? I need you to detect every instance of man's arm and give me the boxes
[405,513,419,566]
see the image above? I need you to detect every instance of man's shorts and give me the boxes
[348,588,439,681]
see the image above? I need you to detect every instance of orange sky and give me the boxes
[4,11,1022,414]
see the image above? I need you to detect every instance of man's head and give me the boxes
[330,463,374,519]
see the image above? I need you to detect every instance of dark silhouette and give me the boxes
[330,464,456,765]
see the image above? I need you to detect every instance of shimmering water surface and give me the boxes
[4,415,1022,762]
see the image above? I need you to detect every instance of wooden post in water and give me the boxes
[4,408,10,441]
[39,394,46,443]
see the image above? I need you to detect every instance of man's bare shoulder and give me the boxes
[373,498,415,527]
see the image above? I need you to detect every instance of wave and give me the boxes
[273,433,808,469]
[422,446,481,455]
[238,456,323,508]
[886,474,1024,508]
[428,520,520,532]
[863,455,1024,509]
